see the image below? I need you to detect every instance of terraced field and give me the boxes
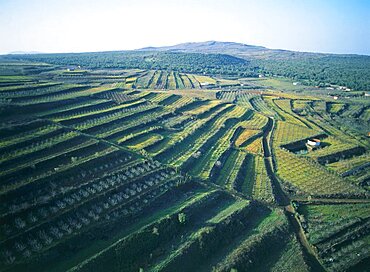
[296,203,370,272]
[0,60,369,272]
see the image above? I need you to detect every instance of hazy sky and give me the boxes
[0,0,369,55]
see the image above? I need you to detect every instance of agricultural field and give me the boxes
[0,54,369,272]
[296,203,370,272]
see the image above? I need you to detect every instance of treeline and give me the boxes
[4,50,370,90]
[4,51,259,77]
[253,54,370,91]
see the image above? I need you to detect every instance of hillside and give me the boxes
[1,50,257,77]
[3,41,370,90]
[139,41,370,91]
[1,0,369,270]
[139,40,331,59]
[0,58,369,272]
[140,41,270,58]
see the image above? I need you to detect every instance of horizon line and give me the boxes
[1,40,370,57]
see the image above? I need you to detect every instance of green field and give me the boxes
[0,54,369,272]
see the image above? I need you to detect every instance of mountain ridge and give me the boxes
[138,40,368,59]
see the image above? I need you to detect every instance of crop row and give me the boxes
[1,149,136,218]
[273,99,312,128]
[0,122,60,150]
[0,82,60,94]
[1,160,167,241]
[0,84,84,100]
[273,121,320,145]
[71,104,158,131]
[0,129,79,165]
[0,167,182,268]
[297,203,370,271]
[217,90,256,109]
[252,155,275,203]
[153,103,233,160]
[76,203,294,272]
[275,149,365,197]
[97,110,171,142]
[13,85,116,105]
[133,70,204,90]
[198,120,243,179]
[250,96,277,117]
[172,106,247,169]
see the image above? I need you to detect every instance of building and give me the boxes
[307,139,321,147]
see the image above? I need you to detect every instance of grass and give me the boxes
[127,133,163,150]
[248,77,310,91]
[276,148,364,197]
[252,154,274,203]
[327,153,369,173]
[211,209,289,272]
[149,199,251,271]
[54,100,145,122]
[0,75,34,82]
[327,102,346,114]
[245,137,263,155]
[297,203,370,271]
[53,187,212,272]
[240,153,255,196]
[274,121,320,145]
[224,150,246,190]
[192,74,217,85]
[207,198,249,224]
[213,149,240,186]
[300,203,370,244]
[235,129,261,147]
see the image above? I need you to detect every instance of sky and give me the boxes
[0,0,369,55]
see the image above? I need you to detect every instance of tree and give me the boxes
[178,212,186,224]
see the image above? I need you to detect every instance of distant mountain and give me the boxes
[139,41,271,58]
[138,41,370,90]
[138,41,334,60]
[3,41,369,90]
[140,41,264,53]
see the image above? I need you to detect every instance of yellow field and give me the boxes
[193,75,217,85]
[235,129,261,147]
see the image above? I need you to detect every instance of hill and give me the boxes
[2,41,370,90]
[139,41,370,90]
[139,40,330,59]
[0,52,369,272]
[140,41,269,57]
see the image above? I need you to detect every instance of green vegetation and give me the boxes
[1,51,258,77]
[254,55,370,91]
[297,203,370,271]
[0,47,368,272]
